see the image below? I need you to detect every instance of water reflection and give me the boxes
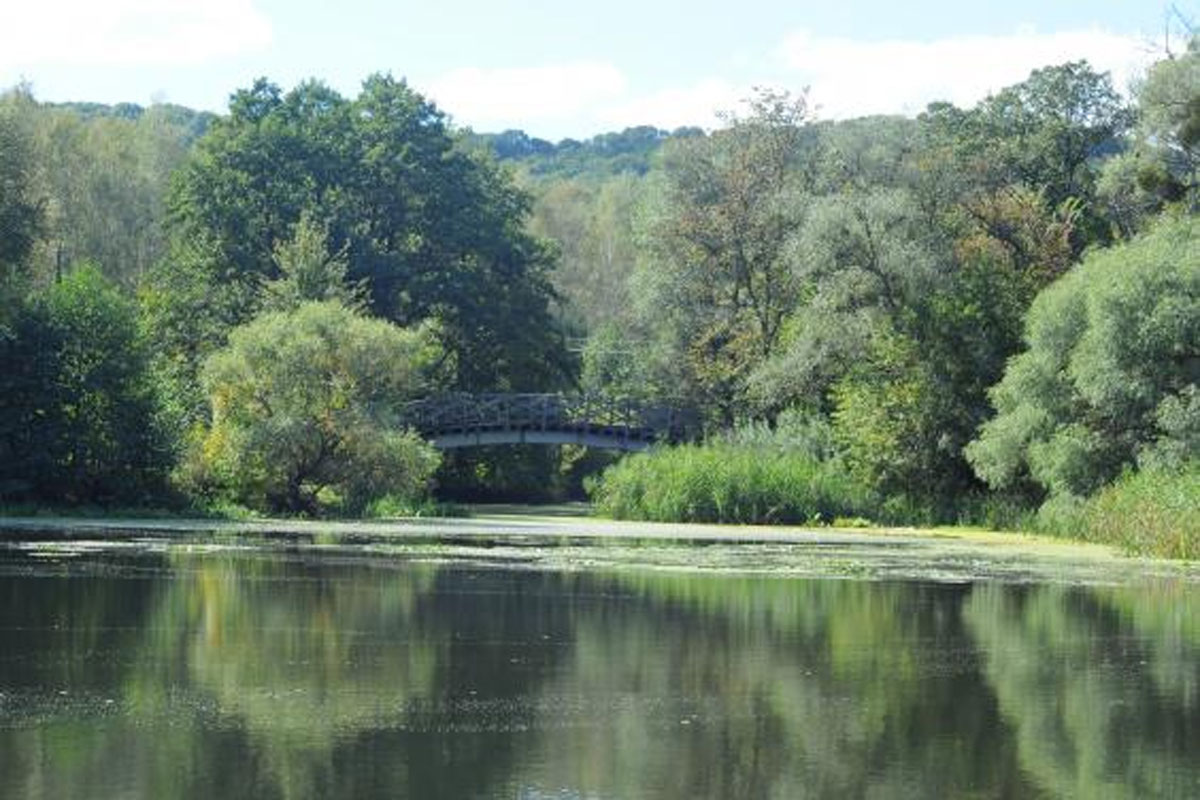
[964,584,1200,799]
[0,547,1197,798]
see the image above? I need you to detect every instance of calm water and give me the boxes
[1,542,1198,799]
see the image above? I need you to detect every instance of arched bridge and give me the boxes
[401,393,698,451]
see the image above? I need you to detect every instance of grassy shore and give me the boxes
[588,444,1198,560]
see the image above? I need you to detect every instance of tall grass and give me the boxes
[1039,464,1199,559]
[588,442,874,525]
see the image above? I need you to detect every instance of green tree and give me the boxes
[261,211,366,311]
[635,89,815,419]
[1098,38,1200,233]
[196,301,442,514]
[747,187,949,415]
[0,267,169,503]
[966,214,1199,499]
[0,92,43,287]
[166,75,569,393]
[920,61,1129,248]
[9,96,200,287]
[528,173,643,334]
[827,252,1030,506]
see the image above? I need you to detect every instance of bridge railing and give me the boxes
[399,393,697,445]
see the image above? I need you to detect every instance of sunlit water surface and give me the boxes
[1,541,1197,799]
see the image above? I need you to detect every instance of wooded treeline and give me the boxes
[0,43,1196,539]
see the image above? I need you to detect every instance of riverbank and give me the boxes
[2,506,1197,586]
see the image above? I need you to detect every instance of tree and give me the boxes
[0,267,169,503]
[5,95,200,288]
[920,62,1129,249]
[196,301,442,514]
[165,75,569,393]
[262,211,366,311]
[528,173,642,334]
[1135,37,1200,200]
[1097,38,1200,233]
[635,88,816,419]
[746,187,949,415]
[0,92,43,286]
[966,214,1199,500]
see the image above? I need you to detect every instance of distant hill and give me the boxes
[467,125,705,179]
[48,101,218,144]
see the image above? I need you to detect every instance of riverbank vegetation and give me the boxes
[0,38,1196,552]
[589,441,873,525]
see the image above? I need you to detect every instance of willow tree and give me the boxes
[197,302,442,514]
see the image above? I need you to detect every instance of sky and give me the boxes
[1,1,1191,139]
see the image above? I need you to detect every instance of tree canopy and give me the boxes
[196,301,442,514]
[167,75,570,392]
[966,214,1199,498]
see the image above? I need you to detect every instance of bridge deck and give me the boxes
[400,393,696,451]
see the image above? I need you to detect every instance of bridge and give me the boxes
[400,393,698,451]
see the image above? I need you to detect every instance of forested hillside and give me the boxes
[1,44,1196,549]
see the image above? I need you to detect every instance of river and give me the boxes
[1,520,1198,798]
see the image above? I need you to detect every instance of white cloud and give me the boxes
[1,0,272,68]
[427,62,626,130]
[776,28,1151,119]
[598,78,746,132]
[427,28,1154,138]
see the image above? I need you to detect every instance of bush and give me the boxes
[588,442,874,525]
[194,301,441,515]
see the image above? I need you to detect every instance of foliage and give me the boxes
[1133,37,1200,202]
[261,211,367,311]
[167,75,570,393]
[15,95,199,286]
[920,60,1129,246]
[139,234,261,435]
[749,187,947,414]
[831,331,949,500]
[1098,37,1200,233]
[1034,463,1199,559]
[589,441,873,525]
[634,89,816,420]
[967,214,1200,499]
[474,124,692,178]
[194,301,442,514]
[0,93,43,282]
[0,267,169,503]
[364,494,467,519]
[719,407,837,462]
[1080,463,1199,558]
[527,174,641,333]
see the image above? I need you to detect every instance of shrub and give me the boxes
[194,301,441,514]
[588,442,873,525]
[0,267,170,504]
[1078,464,1198,559]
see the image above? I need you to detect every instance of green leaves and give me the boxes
[167,76,568,393]
[967,214,1200,498]
[0,97,43,281]
[0,267,169,503]
[195,301,441,514]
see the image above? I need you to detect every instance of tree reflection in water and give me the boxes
[0,548,1197,799]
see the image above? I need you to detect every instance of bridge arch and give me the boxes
[400,393,697,452]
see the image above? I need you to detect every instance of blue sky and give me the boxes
[1,1,1189,139]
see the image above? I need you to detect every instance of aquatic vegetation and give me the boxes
[1038,463,1199,559]
[588,442,874,524]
